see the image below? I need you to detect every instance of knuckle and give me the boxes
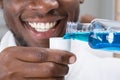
[0,66,20,79]
[1,46,18,55]
[7,71,22,79]
[39,50,47,61]
[43,63,56,76]
[47,62,55,72]
[0,47,18,66]
[46,62,69,76]
[48,62,56,69]
[34,48,48,62]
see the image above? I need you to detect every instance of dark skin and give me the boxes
[0,0,84,80]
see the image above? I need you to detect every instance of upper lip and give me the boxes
[20,9,67,23]
[21,15,64,23]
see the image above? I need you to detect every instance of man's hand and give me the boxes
[0,46,76,80]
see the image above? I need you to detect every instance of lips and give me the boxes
[20,12,66,39]
[21,18,63,39]
[21,15,63,33]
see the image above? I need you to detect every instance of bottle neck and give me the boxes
[66,22,91,34]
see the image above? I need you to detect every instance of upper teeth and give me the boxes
[28,22,56,32]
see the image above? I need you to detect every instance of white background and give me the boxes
[80,0,115,20]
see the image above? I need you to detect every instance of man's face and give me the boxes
[3,0,80,47]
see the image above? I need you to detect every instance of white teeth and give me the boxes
[28,22,56,32]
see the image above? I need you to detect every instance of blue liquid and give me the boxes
[63,32,89,42]
[89,32,120,51]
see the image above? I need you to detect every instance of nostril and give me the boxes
[80,0,84,3]
[49,9,57,15]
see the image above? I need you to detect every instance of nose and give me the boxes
[27,0,59,15]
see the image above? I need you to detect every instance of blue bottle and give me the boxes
[64,19,120,52]
[88,19,120,52]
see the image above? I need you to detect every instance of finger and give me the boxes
[19,62,68,78]
[3,47,76,64]
[9,77,64,80]
[24,77,64,80]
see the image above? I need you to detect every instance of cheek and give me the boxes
[3,2,24,30]
[61,1,80,21]
[66,6,79,21]
[3,0,25,16]
[3,3,18,23]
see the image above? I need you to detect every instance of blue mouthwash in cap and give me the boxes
[63,22,90,42]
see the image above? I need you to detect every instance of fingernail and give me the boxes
[69,56,76,64]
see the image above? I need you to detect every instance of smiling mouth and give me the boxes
[28,21,57,32]
[23,20,61,33]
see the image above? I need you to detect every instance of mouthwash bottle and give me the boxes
[63,22,90,42]
[89,19,120,52]
[64,19,120,52]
